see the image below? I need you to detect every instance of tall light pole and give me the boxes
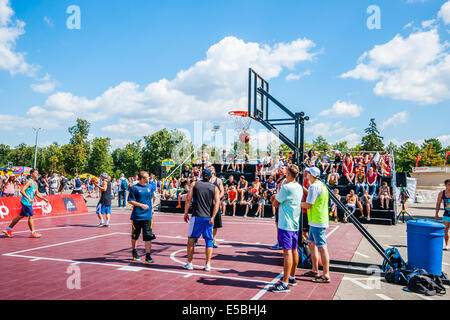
[32,128,41,169]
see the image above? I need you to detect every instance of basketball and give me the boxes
[91,176,99,185]
[239,132,250,144]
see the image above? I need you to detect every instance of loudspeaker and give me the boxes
[396,172,407,188]
[158,166,168,179]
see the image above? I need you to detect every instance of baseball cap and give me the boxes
[100,173,108,179]
[305,167,321,178]
[202,169,212,178]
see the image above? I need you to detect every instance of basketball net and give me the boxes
[228,111,252,143]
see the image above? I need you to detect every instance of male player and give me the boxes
[128,171,156,263]
[269,164,303,292]
[208,165,224,248]
[94,173,112,227]
[435,179,450,250]
[3,168,49,238]
[183,169,220,271]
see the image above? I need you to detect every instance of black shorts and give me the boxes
[213,209,222,229]
[275,211,278,223]
[72,189,83,195]
[131,219,155,242]
[302,212,309,232]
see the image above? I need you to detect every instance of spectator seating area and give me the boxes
[159,163,397,225]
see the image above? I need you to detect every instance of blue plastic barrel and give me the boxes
[407,219,445,276]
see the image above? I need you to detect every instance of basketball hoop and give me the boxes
[229,110,252,143]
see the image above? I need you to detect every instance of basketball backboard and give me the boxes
[248,68,269,121]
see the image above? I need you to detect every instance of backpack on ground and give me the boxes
[297,240,312,269]
[385,268,427,286]
[407,274,446,296]
[382,247,407,273]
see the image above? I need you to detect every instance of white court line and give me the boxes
[251,225,340,301]
[169,249,229,271]
[355,252,370,259]
[0,213,93,225]
[376,294,393,300]
[3,233,120,256]
[6,253,272,285]
[442,262,450,266]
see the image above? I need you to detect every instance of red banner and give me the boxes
[0,194,88,222]
[415,154,423,168]
[445,151,450,166]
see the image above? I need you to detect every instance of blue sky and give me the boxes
[0,0,449,150]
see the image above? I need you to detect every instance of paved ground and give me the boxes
[3,192,446,300]
[90,194,450,300]
[334,202,450,300]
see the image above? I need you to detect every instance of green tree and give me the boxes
[0,144,11,166]
[361,118,384,151]
[142,129,185,176]
[395,142,421,173]
[62,119,91,175]
[87,137,114,176]
[420,140,443,167]
[312,136,330,151]
[331,141,349,152]
[8,143,34,167]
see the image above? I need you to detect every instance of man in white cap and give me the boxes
[301,167,331,283]
[94,173,112,227]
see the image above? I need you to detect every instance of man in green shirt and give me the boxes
[301,167,331,283]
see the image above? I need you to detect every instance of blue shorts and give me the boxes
[277,229,299,250]
[20,204,34,217]
[96,203,111,215]
[308,226,327,248]
[188,216,214,248]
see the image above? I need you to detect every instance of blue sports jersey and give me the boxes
[128,183,155,221]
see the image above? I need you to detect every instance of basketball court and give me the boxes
[0,208,363,300]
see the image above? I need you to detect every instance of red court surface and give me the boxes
[0,210,363,300]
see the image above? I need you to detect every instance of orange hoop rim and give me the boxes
[228,110,248,117]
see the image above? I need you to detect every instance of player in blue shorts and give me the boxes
[3,169,49,238]
[183,169,220,271]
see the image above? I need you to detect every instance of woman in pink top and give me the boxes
[2,176,16,197]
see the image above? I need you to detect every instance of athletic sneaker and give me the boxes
[213,240,218,248]
[132,250,140,262]
[269,281,290,293]
[103,223,110,228]
[204,264,211,272]
[183,262,193,270]
[271,243,281,250]
[145,253,154,264]
[3,230,13,238]
[30,232,42,238]
[288,278,297,286]
[97,222,104,227]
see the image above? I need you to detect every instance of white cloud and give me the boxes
[438,135,450,147]
[337,133,360,148]
[438,1,450,25]
[102,119,161,138]
[30,73,59,94]
[381,111,409,130]
[318,100,363,118]
[43,16,53,27]
[421,19,436,29]
[285,70,311,81]
[0,0,36,75]
[342,29,450,104]
[15,36,318,128]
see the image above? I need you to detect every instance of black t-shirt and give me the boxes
[37,178,47,194]
[100,181,112,206]
[192,181,217,218]
[226,180,236,188]
[181,170,191,179]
